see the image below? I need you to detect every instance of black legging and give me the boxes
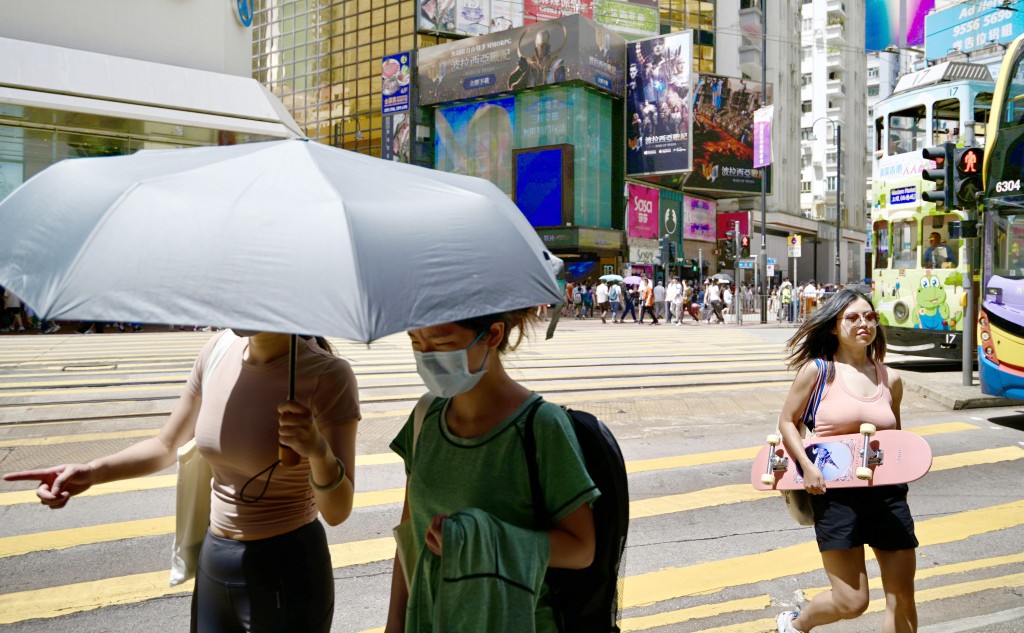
[191,520,334,633]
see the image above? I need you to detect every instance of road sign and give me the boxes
[767,258,776,265]
[738,259,756,269]
[767,264,775,276]
[788,235,802,258]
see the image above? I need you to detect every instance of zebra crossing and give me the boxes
[0,324,1022,632]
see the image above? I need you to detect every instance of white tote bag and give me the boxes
[169,331,236,587]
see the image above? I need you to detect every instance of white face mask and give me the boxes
[413,331,490,398]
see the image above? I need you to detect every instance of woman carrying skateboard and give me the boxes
[775,289,918,633]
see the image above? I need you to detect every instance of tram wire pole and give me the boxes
[759,0,769,323]
[963,121,976,387]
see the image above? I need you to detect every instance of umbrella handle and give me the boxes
[280,334,301,467]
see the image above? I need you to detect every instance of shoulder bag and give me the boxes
[169,331,236,586]
[779,358,827,527]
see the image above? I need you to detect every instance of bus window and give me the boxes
[875,116,885,156]
[922,215,960,269]
[974,92,992,146]
[999,56,1024,129]
[889,105,926,155]
[994,214,1024,278]
[932,98,960,145]
[873,220,889,269]
[892,219,918,269]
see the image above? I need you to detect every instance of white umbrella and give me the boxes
[0,139,562,343]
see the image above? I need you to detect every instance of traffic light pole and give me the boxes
[962,122,976,387]
[759,0,768,323]
[734,221,741,326]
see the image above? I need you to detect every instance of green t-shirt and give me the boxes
[390,393,600,627]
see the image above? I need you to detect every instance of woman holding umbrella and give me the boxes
[385,309,598,632]
[4,330,360,633]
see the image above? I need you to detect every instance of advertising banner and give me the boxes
[753,104,773,169]
[867,0,935,51]
[435,97,516,194]
[716,211,749,240]
[381,53,412,114]
[683,196,716,243]
[594,0,660,38]
[525,0,594,24]
[625,30,693,176]
[417,0,655,38]
[380,113,412,163]
[925,1,1024,59]
[627,182,660,239]
[683,73,771,196]
[418,14,625,105]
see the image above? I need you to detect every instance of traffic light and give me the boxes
[921,143,955,207]
[668,241,678,262]
[740,235,750,258]
[953,145,983,207]
[722,231,737,266]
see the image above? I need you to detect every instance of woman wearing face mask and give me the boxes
[4,330,360,633]
[384,309,598,633]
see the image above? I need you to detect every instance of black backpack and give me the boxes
[522,401,629,633]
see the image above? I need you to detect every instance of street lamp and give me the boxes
[813,117,842,287]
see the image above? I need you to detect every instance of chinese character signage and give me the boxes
[753,104,773,169]
[627,182,660,239]
[683,73,772,196]
[683,196,716,243]
[418,14,625,105]
[925,1,1024,59]
[625,30,693,176]
[417,0,657,39]
[594,0,660,38]
[382,53,411,114]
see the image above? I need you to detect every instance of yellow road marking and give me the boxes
[621,499,1024,608]
[697,572,1024,633]
[620,595,771,631]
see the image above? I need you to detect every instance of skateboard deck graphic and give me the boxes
[751,427,932,491]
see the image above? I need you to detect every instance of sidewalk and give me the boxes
[895,364,1024,410]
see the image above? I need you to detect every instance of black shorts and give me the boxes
[810,484,919,552]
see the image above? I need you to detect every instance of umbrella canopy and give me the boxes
[0,140,562,343]
[622,275,642,285]
[599,274,623,282]
[711,273,733,283]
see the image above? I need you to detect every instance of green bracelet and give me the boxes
[309,457,346,492]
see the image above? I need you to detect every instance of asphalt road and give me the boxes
[0,322,1021,632]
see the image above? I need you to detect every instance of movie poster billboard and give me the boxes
[380,113,412,163]
[627,182,660,239]
[683,73,772,196]
[435,97,516,195]
[417,0,656,38]
[418,14,624,105]
[625,30,693,176]
[683,196,716,243]
[381,53,411,114]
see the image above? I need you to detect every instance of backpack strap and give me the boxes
[521,397,548,531]
[800,358,828,433]
[410,393,435,460]
[201,331,238,393]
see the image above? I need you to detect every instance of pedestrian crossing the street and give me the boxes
[0,326,1022,632]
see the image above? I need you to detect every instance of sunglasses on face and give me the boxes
[842,311,878,325]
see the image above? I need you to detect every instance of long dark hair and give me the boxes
[300,335,335,355]
[786,289,886,382]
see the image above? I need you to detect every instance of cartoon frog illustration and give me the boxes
[913,275,960,330]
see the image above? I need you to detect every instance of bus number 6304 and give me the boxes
[995,179,1022,193]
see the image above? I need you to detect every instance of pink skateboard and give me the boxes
[751,425,932,491]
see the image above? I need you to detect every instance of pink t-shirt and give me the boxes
[812,360,897,437]
[186,332,360,539]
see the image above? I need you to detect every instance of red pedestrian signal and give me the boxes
[954,146,983,206]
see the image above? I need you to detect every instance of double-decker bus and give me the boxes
[979,34,1024,398]
[869,62,993,359]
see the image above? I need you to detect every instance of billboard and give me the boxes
[435,97,516,195]
[380,113,412,163]
[417,0,657,39]
[925,1,1024,59]
[683,73,771,196]
[513,144,574,227]
[866,0,936,51]
[418,14,625,106]
[717,211,750,240]
[683,196,716,243]
[381,53,412,114]
[627,182,660,239]
[625,30,693,176]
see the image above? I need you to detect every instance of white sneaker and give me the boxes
[777,611,803,633]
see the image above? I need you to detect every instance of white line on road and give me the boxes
[919,607,1024,633]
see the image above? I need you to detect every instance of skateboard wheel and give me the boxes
[859,423,876,436]
[856,466,873,480]
[766,434,780,445]
[760,473,775,485]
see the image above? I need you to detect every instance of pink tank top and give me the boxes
[812,359,897,437]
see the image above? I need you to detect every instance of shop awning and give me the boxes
[0,36,302,139]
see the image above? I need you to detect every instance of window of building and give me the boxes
[801,73,812,86]
[868,85,879,97]
[826,152,837,164]
[801,101,812,113]
[801,181,812,192]
[662,1,716,73]
[802,47,812,61]
[801,128,814,141]
[802,154,811,168]
[868,67,879,78]
[802,18,813,31]
[826,176,837,190]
